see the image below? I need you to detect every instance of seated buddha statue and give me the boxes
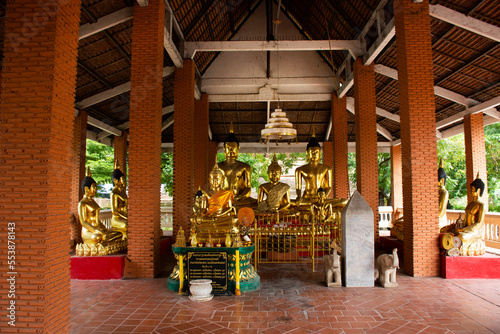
[190,162,238,244]
[295,132,347,210]
[110,161,128,240]
[217,123,257,209]
[257,155,291,213]
[78,167,123,245]
[310,188,337,223]
[456,176,486,255]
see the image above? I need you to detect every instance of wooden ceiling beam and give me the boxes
[79,7,133,40]
[429,4,500,43]
[184,40,364,58]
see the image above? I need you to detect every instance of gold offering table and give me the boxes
[167,245,260,294]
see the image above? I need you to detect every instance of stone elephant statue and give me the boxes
[374,248,399,288]
[324,249,341,287]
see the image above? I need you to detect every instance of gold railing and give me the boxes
[247,211,341,271]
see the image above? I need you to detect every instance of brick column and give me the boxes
[390,144,403,210]
[464,113,488,208]
[114,131,128,180]
[173,59,196,236]
[395,0,439,276]
[322,142,334,198]
[0,1,81,332]
[127,0,165,278]
[70,110,88,245]
[193,93,209,190]
[331,94,350,198]
[353,58,379,241]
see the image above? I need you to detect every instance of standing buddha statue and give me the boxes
[110,160,128,240]
[438,160,449,228]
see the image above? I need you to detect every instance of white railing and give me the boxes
[378,206,393,231]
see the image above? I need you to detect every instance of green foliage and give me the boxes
[161,153,174,196]
[485,123,500,212]
[378,153,391,205]
[85,139,115,186]
[437,134,467,209]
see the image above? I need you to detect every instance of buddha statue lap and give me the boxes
[441,175,486,256]
[217,123,257,209]
[110,161,128,240]
[77,168,124,256]
[190,162,239,245]
[295,133,347,211]
[257,155,291,213]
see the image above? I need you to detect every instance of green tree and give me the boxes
[85,139,115,185]
[161,152,174,196]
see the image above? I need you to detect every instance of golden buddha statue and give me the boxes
[443,175,486,256]
[78,167,123,246]
[110,160,128,240]
[437,160,449,228]
[310,188,336,223]
[295,132,347,210]
[257,155,291,213]
[218,123,257,208]
[190,162,238,244]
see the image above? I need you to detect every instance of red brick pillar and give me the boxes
[71,110,88,245]
[114,131,128,180]
[173,59,196,236]
[193,93,209,190]
[395,0,439,276]
[322,142,334,198]
[353,58,379,241]
[390,144,403,210]
[331,94,350,198]
[0,1,81,332]
[464,113,488,208]
[127,0,165,278]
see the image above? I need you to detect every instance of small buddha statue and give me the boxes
[78,167,123,245]
[110,160,128,240]
[257,155,291,213]
[310,188,336,223]
[295,131,347,210]
[218,122,257,208]
[437,160,449,228]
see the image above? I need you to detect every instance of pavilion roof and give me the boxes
[0,0,498,148]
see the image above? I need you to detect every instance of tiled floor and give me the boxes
[70,258,500,334]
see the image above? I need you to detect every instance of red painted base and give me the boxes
[441,254,500,279]
[71,254,126,279]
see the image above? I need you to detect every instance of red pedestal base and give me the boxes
[71,254,126,279]
[441,254,500,279]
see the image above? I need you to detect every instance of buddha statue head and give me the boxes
[267,155,281,184]
[306,129,321,163]
[470,174,485,199]
[112,160,125,190]
[317,187,326,201]
[438,160,447,187]
[209,161,225,191]
[224,122,240,162]
[82,167,97,198]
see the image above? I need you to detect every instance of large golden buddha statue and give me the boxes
[218,123,257,208]
[257,155,291,213]
[190,161,238,244]
[77,168,124,256]
[110,161,128,240]
[295,132,347,210]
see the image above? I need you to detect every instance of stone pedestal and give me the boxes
[341,191,374,287]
